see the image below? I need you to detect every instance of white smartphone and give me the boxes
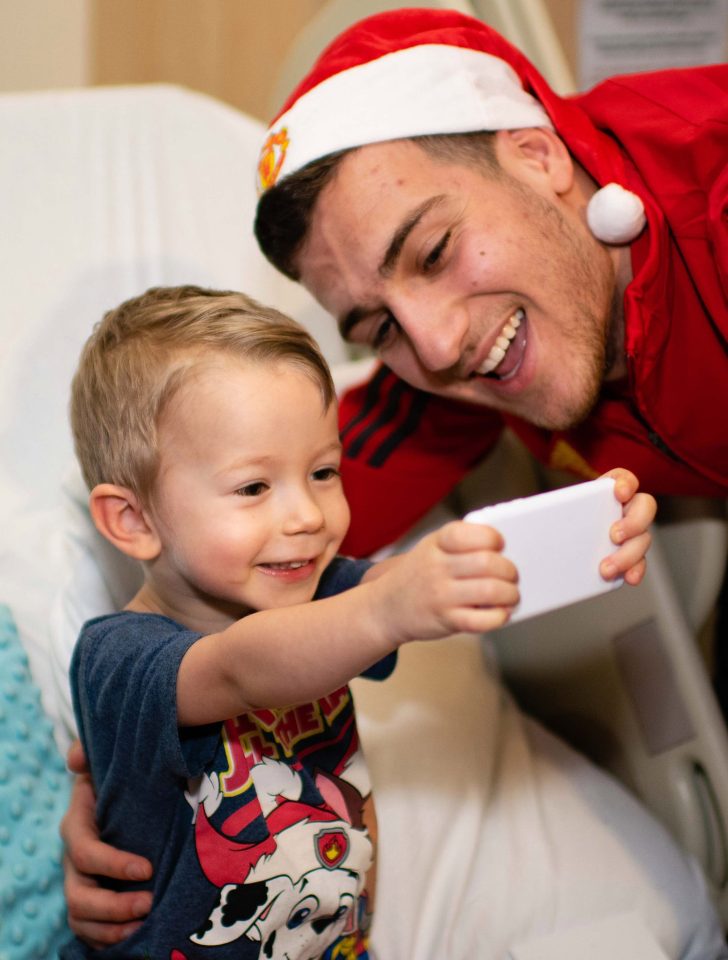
[464,476,623,624]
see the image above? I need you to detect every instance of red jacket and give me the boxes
[340,65,728,557]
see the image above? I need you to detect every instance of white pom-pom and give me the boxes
[586,182,646,245]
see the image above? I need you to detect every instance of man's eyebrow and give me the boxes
[338,195,446,341]
[379,195,446,278]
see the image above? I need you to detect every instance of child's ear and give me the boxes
[89,484,161,561]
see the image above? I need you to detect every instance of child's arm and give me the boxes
[598,468,656,585]
[176,520,518,726]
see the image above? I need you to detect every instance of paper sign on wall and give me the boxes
[579,0,728,90]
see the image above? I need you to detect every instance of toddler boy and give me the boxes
[63,285,522,959]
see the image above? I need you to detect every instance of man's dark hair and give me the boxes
[254,131,499,282]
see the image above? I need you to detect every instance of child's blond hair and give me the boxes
[71,285,336,501]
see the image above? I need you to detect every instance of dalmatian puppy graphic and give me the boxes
[184,757,373,959]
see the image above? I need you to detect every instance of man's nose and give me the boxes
[281,488,325,535]
[395,296,468,372]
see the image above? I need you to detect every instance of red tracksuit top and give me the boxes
[339,64,728,557]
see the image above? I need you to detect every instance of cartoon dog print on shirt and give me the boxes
[181,756,373,959]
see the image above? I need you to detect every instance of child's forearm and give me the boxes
[176,579,395,726]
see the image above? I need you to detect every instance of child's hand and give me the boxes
[598,468,656,586]
[374,520,519,643]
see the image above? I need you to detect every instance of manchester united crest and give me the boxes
[257,126,290,193]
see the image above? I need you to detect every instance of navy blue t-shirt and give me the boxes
[64,557,396,959]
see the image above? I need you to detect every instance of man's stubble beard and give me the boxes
[510,181,621,432]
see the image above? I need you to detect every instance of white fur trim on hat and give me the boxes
[258,44,552,193]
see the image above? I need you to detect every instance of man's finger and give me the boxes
[66,738,89,776]
[67,921,143,953]
[62,776,153,882]
[65,857,152,935]
[66,833,153,883]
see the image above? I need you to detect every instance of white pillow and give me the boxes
[49,463,143,752]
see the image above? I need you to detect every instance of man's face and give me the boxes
[297,136,620,430]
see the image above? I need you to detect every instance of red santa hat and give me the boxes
[258,7,644,244]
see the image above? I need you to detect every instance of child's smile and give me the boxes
[256,558,319,581]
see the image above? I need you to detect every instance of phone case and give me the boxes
[465,477,623,623]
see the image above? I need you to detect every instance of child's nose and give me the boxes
[281,490,325,535]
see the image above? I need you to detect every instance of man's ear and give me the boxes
[89,483,161,561]
[496,127,574,195]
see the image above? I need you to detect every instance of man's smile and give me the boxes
[470,308,527,381]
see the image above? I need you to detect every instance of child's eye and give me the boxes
[423,231,451,273]
[236,481,268,497]
[312,467,340,482]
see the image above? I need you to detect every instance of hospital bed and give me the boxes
[0,2,726,958]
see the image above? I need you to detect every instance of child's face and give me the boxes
[145,356,349,629]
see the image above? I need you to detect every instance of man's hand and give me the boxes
[599,468,656,586]
[62,741,153,948]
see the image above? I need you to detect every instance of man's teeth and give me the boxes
[478,309,524,375]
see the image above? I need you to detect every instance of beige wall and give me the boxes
[544,0,578,79]
[87,0,580,116]
[0,0,577,118]
[0,1,579,115]
[1,0,722,118]
[88,0,328,120]
[0,0,91,92]
[0,0,329,118]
